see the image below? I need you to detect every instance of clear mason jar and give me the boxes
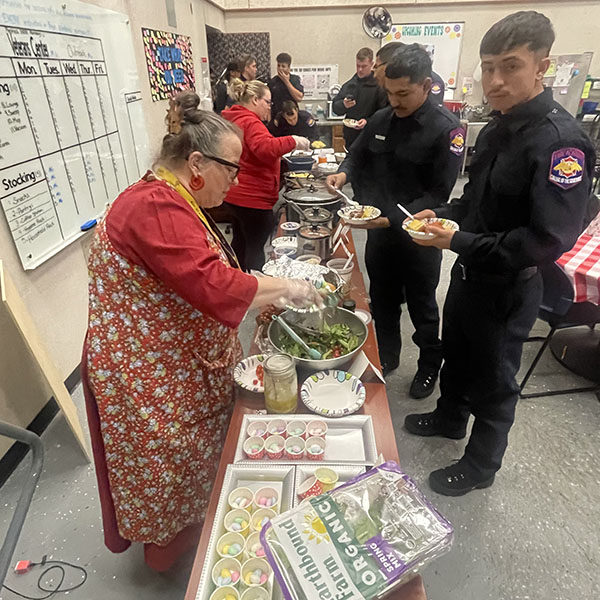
[263,353,298,414]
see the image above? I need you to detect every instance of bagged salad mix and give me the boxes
[260,462,453,600]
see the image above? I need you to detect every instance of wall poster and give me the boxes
[141,28,195,101]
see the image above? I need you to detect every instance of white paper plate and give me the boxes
[337,205,381,225]
[355,309,372,325]
[343,118,360,129]
[300,370,366,417]
[402,218,459,240]
[233,355,265,393]
[272,236,298,249]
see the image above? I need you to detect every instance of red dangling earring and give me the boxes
[190,175,205,191]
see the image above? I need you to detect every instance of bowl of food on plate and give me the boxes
[337,205,381,225]
[267,307,367,370]
[343,118,360,129]
[402,217,459,240]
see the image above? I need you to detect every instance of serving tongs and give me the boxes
[272,315,322,360]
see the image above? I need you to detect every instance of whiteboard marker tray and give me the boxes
[195,464,295,600]
[293,464,367,507]
[233,415,377,465]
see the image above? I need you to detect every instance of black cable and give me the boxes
[2,558,87,600]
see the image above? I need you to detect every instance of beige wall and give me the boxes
[225,1,600,104]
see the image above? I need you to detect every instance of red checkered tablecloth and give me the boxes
[557,232,600,305]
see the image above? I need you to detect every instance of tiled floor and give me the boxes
[1,179,599,600]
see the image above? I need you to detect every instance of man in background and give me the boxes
[269,52,304,120]
[239,54,257,81]
[332,47,387,149]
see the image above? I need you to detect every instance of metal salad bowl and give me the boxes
[267,307,368,371]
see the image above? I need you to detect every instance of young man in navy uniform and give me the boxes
[268,52,304,121]
[327,44,463,398]
[404,11,597,496]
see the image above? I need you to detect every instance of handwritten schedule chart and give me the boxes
[0,26,129,269]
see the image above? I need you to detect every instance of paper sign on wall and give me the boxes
[383,23,464,89]
[291,65,339,100]
[142,28,195,101]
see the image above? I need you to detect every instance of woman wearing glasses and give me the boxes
[223,78,310,271]
[82,91,320,571]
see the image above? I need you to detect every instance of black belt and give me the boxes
[458,263,538,284]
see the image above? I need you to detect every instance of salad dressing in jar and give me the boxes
[263,353,298,414]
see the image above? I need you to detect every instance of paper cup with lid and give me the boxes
[264,435,285,460]
[284,436,305,460]
[212,557,242,588]
[297,475,323,500]
[241,557,272,588]
[243,436,265,460]
[305,436,326,461]
[314,466,339,491]
[210,586,239,600]
[251,508,276,533]
[253,486,280,513]
[217,532,245,559]
[245,531,266,559]
[246,420,268,440]
[228,487,253,512]
[224,508,251,538]
[285,420,306,439]
[306,419,328,438]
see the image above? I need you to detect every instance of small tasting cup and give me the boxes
[284,436,305,460]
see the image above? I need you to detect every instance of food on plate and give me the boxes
[343,118,359,129]
[286,171,311,179]
[311,140,326,149]
[279,322,360,360]
[405,218,426,232]
[346,205,378,220]
[406,218,455,232]
[253,364,264,387]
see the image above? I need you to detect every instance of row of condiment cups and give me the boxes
[210,585,270,600]
[228,486,279,512]
[223,507,276,538]
[211,556,272,592]
[216,530,267,561]
[243,435,326,461]
[247,419,327,440]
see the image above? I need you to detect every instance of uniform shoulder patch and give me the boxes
[431,83,442,95]
[449,127,465,156]
[549,147,585,189]
[307,118,315,126]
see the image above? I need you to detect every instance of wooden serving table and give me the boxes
[184,229,400,600]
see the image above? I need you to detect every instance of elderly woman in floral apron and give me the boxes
[82,91,320,571]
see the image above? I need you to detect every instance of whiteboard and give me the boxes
[0,0,150,270]
[382,23,464,89]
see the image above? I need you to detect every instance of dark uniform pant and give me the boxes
[437,262,543,474]
[365,228,443,373]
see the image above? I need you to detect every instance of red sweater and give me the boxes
[222,105,296,210]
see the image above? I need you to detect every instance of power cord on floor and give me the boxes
[2,555,87,599]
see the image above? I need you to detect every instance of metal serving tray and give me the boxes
[292,464,367,507]
[233,415,378,465]
[195,464,295,600]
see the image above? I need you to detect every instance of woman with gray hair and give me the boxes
[82,91,319,571]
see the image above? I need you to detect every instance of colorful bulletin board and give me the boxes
[383,23,464,89]
[142,28,195,101]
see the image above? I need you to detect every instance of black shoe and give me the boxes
[429,459,496,496]
[404,411,466,440]
[409,369,438,399]
[382,360,399,377]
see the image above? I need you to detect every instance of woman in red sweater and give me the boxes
[222,79,309,271]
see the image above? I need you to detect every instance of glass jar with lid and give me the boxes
[263,353,298,414]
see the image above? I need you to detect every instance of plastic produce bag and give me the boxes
[260,461,453,600]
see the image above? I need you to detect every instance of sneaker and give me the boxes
[409,370,438,399]
[404,411,466,439]
[429,459,496,496]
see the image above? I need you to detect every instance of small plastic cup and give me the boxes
[228,487,254,512]
[212,557,242,588]
[224,508,251,538]
[286,420,306,439]
[251,508,276,533]
[307,419,328,438]
[241,557,272,588]
[315,466,339,492]
[297,475,323,500]
[253,486,280,513]
[245,531,266,559]
[327,258,354,284]
[243,436,265,460]
[305,436,326,461]
[247,420,268,440]
[264,435,285,460]
[210,585,240,600]
[217,532,245,559]
[267,418,287,437]
[240,587,270,600]
[284,436,305,460]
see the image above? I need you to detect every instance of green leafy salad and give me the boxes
[279,322,360,360]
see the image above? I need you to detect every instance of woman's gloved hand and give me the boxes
[292,135,311,151]
[276,279,325,310]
